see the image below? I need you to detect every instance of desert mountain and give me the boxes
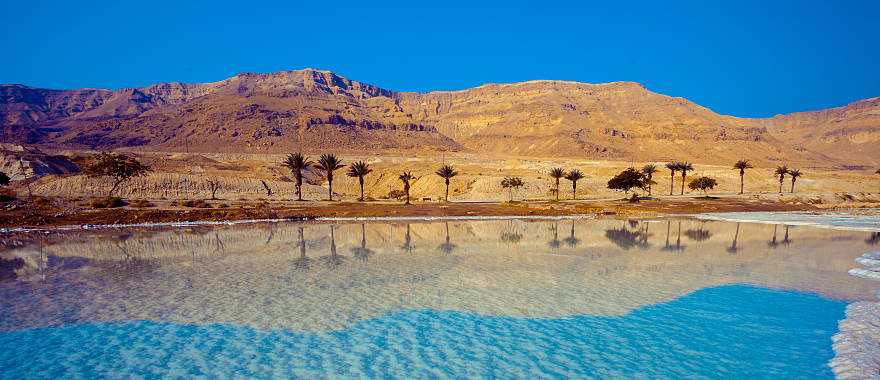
[2,69,878,167]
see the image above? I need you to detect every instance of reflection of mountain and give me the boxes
[0,218,874,332]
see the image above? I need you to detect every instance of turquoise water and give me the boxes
[0,285,845,379]
[0,218,877,378]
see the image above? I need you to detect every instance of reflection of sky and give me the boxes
[0,218,877,333]
[0,285,844,379]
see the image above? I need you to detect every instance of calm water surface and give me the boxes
[1,216,878,379]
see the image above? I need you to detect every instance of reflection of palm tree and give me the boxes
[563,220,580,248]
[867,232,880,246]
[661,221,685,252]
[638,222,651,249]
[401,224,414,253]
[320,225,345,268]
[781,225,792,246]
[548,221,561,249]
[605,224,644,250]
[351,224,374,262]
[684,226,712,242]
[501,220,523,245]
[767,225,780,249]
[293,227,311,271]
[726,223,740,255]
[438,222,456,254]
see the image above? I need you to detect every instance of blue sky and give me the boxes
[1,0,877,117]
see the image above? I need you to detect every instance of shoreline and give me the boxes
[1,195,860,231]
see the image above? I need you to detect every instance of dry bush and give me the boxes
[32,196,51,207]
[90,197,126,209]
[130,199,155,208]
[181,199,211,208]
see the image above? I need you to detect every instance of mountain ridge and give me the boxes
[2,69,878,167]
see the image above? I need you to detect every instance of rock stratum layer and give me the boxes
[2,69,878,167]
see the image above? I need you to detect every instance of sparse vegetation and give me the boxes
[283,153,313,201]
[688,176,718,196]
[90,196,126,209]
[641,165,657,196]
[181,199,211,208]
[733,159,753,194]
[435,165,458,202]
[775,165,788,194]
[678,161,694,195]
[501,176,524,202]
[314,154,345,201]
[82,152,151,197]
[788,169,802,193]
[549,168,566,201]
[347,161,373,201]
[130,199,154,208]
[564,169,584,200]
[665,162,678,196]
[607,168,649,197]
[398,171,416,205]
[206,180,223,200]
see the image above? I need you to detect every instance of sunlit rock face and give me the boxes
[3,70,879,166]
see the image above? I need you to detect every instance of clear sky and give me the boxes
[1,0,877,117]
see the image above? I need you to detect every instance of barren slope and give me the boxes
[2,69,878,167]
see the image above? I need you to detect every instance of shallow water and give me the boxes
[1,216,878,378]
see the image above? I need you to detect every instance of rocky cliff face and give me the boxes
[2,69,878,166]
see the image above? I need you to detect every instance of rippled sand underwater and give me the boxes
[1,216,878,378]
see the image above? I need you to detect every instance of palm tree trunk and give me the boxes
[555,179,560,201]
[680,173,686,195]
[328,178,333,201]
[739,172,744,194]
[405,186,410,205]
[790,179,796,193]
[647,176,652,196]
[358,177,364,201]
[445,178,450,202]
[572,181,577,200]
[778,179,783,194]
[669,173,674,195]
[296,171,303,201]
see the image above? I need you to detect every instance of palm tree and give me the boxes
[346,161,372,201]
[435,165,458,202]
[564,169,585,200]
[641,164,658,196]
[314,154,345,201]
[283,153,313,201]
[501,177,524,202]
[665,162,678,196]
[775,165,788,194]
[733,159,753,195]
[788,169,802,193]
[549,168,566,201]
[399,171,415,205]
[679,161,693,195]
